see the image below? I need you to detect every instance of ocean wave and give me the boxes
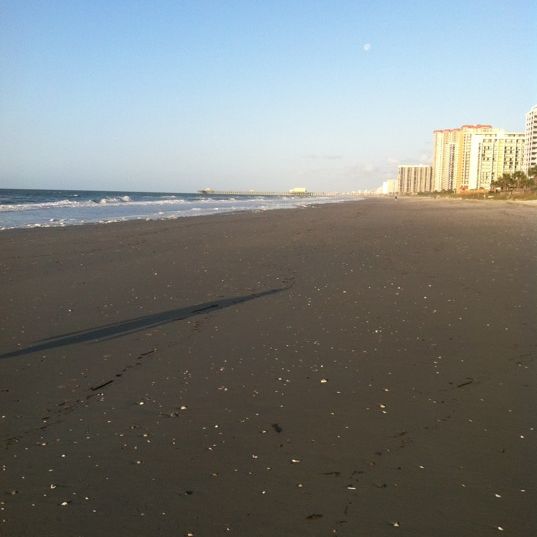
[0,197,192,212]
[96,195,131,204]
[0,199,77,212]
[5,198,347,213]
[0,194,359,230]
[0,195,310,212]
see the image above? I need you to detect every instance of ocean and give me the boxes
[0,188,356,230]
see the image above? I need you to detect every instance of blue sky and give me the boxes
[1,0,536,192]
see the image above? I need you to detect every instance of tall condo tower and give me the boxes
[432,125,494,191]
[468,130,526,189]
[525,104,537,172]
[432,129,458,191]
[397,165,433,194]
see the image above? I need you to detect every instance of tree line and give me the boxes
[491,166,537,192]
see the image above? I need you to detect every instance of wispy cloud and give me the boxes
[294,158,394,190]
[362,43,372,52]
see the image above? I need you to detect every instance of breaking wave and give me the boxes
[0,189,360,230]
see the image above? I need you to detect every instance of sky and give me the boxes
[1,0,536,193]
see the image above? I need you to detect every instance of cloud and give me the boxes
[294,159,391,191]
[363,43,372,52]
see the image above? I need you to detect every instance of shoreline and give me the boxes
[4,193,537,234]
[0,189,369,232]
[3,193,536,233]
[0,198,366,235]
[2,198,536,536]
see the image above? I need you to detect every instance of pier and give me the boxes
[198,189,378,197]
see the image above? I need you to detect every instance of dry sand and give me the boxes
[1,198,536,536]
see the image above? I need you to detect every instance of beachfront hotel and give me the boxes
[432,128,457,191]
[432,122,528,191]
[468,130,526,190]
[525,104,537,172]
[381,179,397,194]
[397,165,433,194]
[432,125,495,191]
[384,106,533,194]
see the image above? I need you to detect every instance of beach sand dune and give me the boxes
[1,199,536,536]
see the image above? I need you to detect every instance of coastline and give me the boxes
[2,198,536,536]
[0,199,355,234]
[2,192,535,233]
[0,189,360,231]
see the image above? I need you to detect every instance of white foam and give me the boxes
[0,194,361,230]
[0,197,192,212]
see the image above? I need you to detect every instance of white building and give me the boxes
[525,104,537,172]
[468,130,525,190]
[382,179,397,194]
[397,165,433,194]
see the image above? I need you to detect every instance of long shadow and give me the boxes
[1,286,289,360]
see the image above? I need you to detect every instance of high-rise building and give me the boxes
[382,179,397,194]
[432,129,458,191]
[397,165,433,194]
[525,104,537,172]
[432,125,494,191]
[455,125,497,188]
[468,130,526,189]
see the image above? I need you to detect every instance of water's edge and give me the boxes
[0,189,362,230]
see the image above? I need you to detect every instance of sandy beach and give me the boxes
[1,198,536,536]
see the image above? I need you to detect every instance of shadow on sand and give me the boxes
[1,286,289,359]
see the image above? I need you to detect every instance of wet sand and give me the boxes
[1,198,537,536]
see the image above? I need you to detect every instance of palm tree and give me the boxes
[491,173,514,192]
[527,166,537,188]
[513,170,528,191]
